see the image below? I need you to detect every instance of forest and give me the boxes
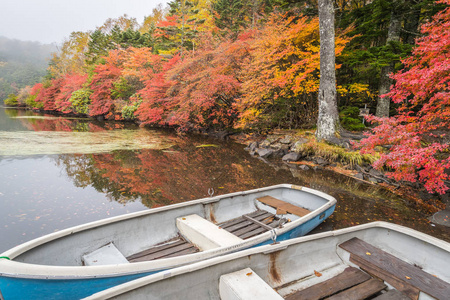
[3,0,450,195]
[0,36,55,101]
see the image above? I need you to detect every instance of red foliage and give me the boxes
[34,78,64,111]
[89,48,162,118]
[358,0,450,194]
[55,73,88,113]
[136,31,251,130]
[135,55,180,125]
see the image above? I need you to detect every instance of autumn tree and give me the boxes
[358,0,450,194]
[89,47,162,119]
[156,0,214,55]
[141,4,167,33]
[236,13,350,130]
[48,31,90,77]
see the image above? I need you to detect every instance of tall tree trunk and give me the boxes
[316,0,340,141]
[376,2,402,118]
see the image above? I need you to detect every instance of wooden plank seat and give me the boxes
[339,237,450,300]
[256,195,311,217]
[219,210,280,239]
[127,236,199,263]
[285,267,386,300]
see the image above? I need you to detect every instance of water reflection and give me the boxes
[0,108,448,254]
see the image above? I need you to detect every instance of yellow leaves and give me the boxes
[314,270,322,277]
[405,276,411,280]
[366,252,372,256]
[246,272,253,276]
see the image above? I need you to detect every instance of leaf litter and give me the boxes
[0,130,175,156]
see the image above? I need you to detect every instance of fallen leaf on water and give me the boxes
[314,270,322,277]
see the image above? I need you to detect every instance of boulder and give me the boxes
[247,141,258,152]
[257,148,273,158]
[279,136,293,144]
[260,135,280,148]
[290,138,308,152]
[282,152,301,162]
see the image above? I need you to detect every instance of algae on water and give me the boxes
[0,130,175,156]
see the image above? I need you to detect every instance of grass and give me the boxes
[296,137,379,167]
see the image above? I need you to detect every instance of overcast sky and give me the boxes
[0,0,169,45]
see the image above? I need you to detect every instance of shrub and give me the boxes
[339,106,365,131]
[69,88,92,115]
[4,94,18,106]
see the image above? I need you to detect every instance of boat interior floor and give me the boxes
[127,209,281,263]
[218,209,281,239]
[284,237,450,300]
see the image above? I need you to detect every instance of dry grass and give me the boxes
[296,137,379,167]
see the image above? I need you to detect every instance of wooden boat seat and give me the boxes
[285,267,386,300]
[219,210,280,239]
[82,243,129,266]
[219,268,283,300]
[177,214,243,251]
[339,237,450,300]
[256,195,311,217]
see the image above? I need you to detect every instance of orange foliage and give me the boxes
[236,14,352,128]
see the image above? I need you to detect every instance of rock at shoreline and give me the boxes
[256,148,273,158]
[290,138,308,152]
[282,152,301,162]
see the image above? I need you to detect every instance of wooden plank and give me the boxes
[325,278,387,300]
[340,237,450,300]
[128,244,197,263]
[127,239,185,261]
[219,211,268,229]
[222,212,274,233]
[220,212,272,231]
[161,246,199,259]
[349,254,420,300]
[243,214,274,231]
[257,195,311,217]
[239,221,279,239]
[285,267,371,300]
[231,216,276,237]
[373,290,410,300]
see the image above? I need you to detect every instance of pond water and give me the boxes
[0,107,448,253]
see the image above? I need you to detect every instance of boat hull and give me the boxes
[83,222,450,300]
[0,184,336,299]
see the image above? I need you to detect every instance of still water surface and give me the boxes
[0,107,448,253]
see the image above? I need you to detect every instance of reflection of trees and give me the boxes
[11,109,137,132]
[54,138,270,208]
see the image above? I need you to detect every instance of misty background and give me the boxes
[0,0,167,102]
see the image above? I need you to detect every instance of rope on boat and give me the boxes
[0,256,10,260]
[270,229,277,244]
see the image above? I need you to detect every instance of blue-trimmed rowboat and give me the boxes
[0,184,336,300]
[84,222,450,300]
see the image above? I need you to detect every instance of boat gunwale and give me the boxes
[0,184,336,279]
[82,221,450,300]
